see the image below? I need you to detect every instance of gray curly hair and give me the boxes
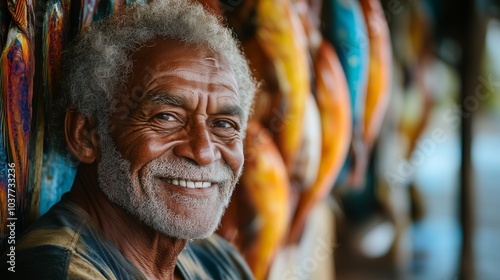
[55,0,255,155]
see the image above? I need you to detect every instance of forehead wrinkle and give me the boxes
[154,56,237,83]
[149,70,239,95]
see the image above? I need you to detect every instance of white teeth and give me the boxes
[162,178,213,189]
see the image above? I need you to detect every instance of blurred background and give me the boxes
[1,0,499,279]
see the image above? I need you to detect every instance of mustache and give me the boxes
[145,157,235,184]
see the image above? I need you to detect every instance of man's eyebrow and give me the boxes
[146,92,186,106]
[218,105,244,122]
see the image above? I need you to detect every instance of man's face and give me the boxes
[96,38,244,239]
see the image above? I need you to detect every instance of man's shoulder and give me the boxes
[179,234,254,279]
[15,197,93,250]
[0,199,103,279]
[2,240,108,280]
[2,198,144,279]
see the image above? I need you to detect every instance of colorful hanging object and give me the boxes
[79,0,97,30]
[360,0,392,151]
[323,0,368,128]
[38,0,75,216]
[219,121,292,280]
[289,39,352,242]
[323,0,370,187]
[42,0,68,127]
[252,0,310,173]
[0,0,35,251]
[291,93,322,191]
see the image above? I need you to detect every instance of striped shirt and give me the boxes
[2,196,254,279]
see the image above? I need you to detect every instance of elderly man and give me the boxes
[2,0,256,279]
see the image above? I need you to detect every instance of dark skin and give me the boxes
[65,38,245,280]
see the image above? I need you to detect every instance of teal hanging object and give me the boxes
[323,0,370,187]
[323,0,369,129]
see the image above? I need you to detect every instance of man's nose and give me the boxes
[173,122,220,166]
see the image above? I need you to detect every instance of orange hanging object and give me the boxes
[291,93,322,191]
[0,0,35,251]
[289,40,352,243]
[219,121,292,280]
[360,0,392,151]
[1,26,34,249]
[254,0,310,172]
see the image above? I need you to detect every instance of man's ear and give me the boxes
[64,110,100,164]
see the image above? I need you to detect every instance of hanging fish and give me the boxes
[287,0,323,192]
[360,0,392,151]
[289,39,352,242]
[323,0,370,187]
[1,25,34,246]
[0,0,35,250]
[42,0,66,131]
[252,0,310,173]
[219,121,292,280]
[323,0,368,129]
[290,93,322,191]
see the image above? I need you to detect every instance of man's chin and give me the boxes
[133,203,226,240]
[156,216,222,240]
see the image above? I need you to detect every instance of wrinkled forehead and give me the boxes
[126,38,239,96]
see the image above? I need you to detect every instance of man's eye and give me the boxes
[213,120,236,129]
[154,113,176,121]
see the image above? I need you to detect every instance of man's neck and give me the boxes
[68,164,187,280]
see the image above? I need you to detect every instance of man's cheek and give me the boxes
[233,143,245,174]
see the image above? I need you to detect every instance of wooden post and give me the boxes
[456,1,486,279]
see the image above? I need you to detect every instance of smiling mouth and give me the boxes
[159,177,213,189]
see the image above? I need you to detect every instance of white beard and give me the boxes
[96,130,238,239]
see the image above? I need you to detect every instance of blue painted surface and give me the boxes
[323,0,369,129]
[39,150,76,215]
